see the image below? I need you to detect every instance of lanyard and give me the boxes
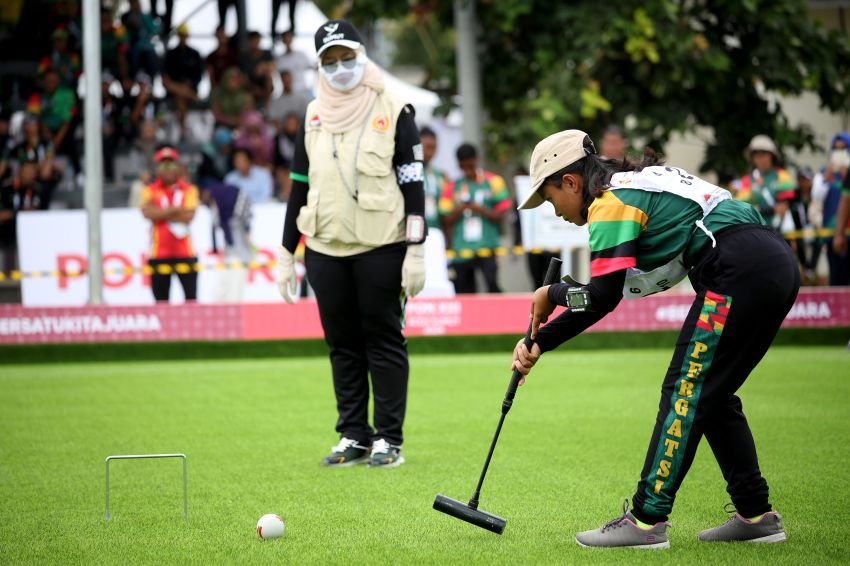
[330,99,376,202]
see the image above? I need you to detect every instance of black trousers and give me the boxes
[148,258,198,302]
[306,243,409,446]
[631,225,800,523]
[452,256,501,294]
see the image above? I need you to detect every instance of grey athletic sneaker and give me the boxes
[320,437,370,467]
[698,506,786,543]
[368,439,405,468]
[575,500,670,549]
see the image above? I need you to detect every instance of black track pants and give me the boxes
[305,244,409,446]
[148,258,198,302]
[631,225,800,523]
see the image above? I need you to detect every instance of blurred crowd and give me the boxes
[0,1,847,292]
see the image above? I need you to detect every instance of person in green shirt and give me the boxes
[735,135,796,230]
[514,129,799,549]
[438,143,512,293]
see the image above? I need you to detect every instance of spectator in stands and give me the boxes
[205,26,238,88]
[140,147,200,303]
[1,163,46,272]
[275,28,312,96]
[439,142,512,293]
[198,127,234,186]
[1,115,58,206]
[121,0,160,82]
[162,24,203,141]
[244,31,275,107]
[224,147,273,205]
[200,180,252,302]
[127,119,160,207]
[598,125,627,161]
[794,166,821,284]
[815,132,850,285]
[39,26,81,90]
[268,70,309,125]
[26,69,78,172]
[224,147,274,205]
[272,111,299,201]
[832,170,850,283]
[419,126,448,232]
[210,68,253,129]
[0,110,11,185]
[152,0,175,41]
[271,0,297,38]
[233,111,274,168]
[100,7,131,92]
[735,135,795,232]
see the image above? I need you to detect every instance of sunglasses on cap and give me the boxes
[320,56,358,73]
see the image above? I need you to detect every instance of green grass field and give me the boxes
[1,346,848,564]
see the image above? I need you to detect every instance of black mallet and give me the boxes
[433,257,563,534]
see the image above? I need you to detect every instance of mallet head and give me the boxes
[433,494,506,534]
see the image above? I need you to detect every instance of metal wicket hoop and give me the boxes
[104,453,188,520]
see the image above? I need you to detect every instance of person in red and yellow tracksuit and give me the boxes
[140,146,199,302]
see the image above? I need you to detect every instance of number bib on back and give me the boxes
[609,166,732,299]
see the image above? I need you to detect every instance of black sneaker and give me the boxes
[320,437,370,467]
[368,439,405,468]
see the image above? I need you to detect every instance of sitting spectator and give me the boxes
[224,147,273,205]
[1,163,46,272]
[100,7,131,92]
[200,180,252,302]
[26,69,78,172]
[121,0,160,81]
[268,69,309,124]
[233,111,274,168]
[244,31,275,108]
[39,26,81,90]
[162,24,203,141]
[275,28,312,96]
[127,119,160,207]
[210,68,253,129]
[1,115,58,207]
[206,26,238,88]
[272,111,299,201]
[198,127,234,186]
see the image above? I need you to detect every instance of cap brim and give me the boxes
[518,180,546,210]
[317,39,361,57]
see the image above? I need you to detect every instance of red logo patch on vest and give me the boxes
[309,114,321,127]
[372,115,389,133]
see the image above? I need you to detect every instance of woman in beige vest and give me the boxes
[277,19,427,468]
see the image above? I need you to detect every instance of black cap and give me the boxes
[314,19,362,57]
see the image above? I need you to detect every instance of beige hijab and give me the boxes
[315,60,385,133]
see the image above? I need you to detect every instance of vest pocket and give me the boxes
[356,137,394,178]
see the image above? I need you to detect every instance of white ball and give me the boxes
[256,514,285,540]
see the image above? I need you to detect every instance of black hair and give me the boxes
[248,31,261,40]
[419,126,437,139]
[456,142,477,162]
[232,147,254,162]
[543,147,664,221]
[602,124,625,138]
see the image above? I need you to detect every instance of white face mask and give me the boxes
[320,53,365,92]
[829,148,850,169]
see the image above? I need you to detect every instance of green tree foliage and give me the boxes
[369,0,850,175]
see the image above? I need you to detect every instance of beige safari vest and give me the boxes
[297,92,407,256]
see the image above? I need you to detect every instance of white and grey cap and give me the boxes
[314,19,363,57]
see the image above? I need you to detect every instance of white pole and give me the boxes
[454,0,483,154]
[82,0,103,304]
